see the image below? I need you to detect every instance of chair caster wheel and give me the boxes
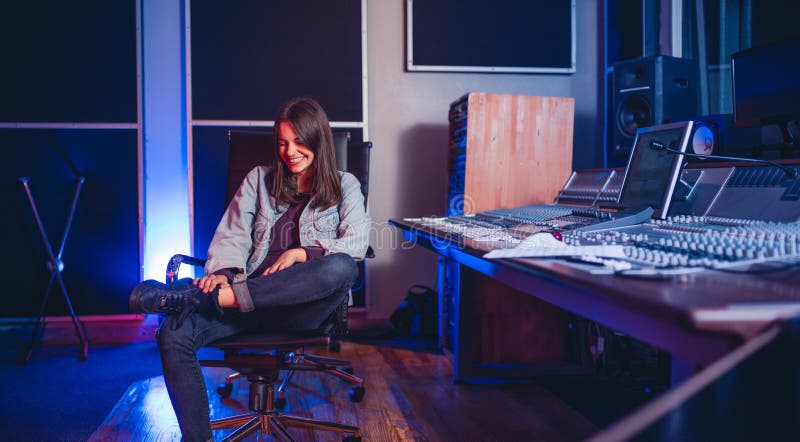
[342,366,354,374]
[329,340,341,352]
[342,435,361,442]
[217,383,233,398]
[348,385,365,402]
[274,396,287,409]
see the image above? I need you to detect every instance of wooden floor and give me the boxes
[90,341,598,441]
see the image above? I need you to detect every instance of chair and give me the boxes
[164,129,371,440]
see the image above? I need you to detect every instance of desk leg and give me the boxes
[448,260,469,383]
[438,257,472,382]
[436,257,446,353]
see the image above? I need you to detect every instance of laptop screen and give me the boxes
[617,121,692,219]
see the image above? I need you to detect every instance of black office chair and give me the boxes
[264,134,374,407]
[164,130,371,440]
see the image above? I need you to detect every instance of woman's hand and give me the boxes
[193,274,229,293]
[262,248,308,276]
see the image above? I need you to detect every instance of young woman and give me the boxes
[129,97,370,441]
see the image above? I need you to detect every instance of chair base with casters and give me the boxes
[167,254,367,408]
[270,275,367,408]
[218,346,366,408]
[267,244,375,408]
[201,333,362,442]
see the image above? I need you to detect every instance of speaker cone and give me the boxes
[691,123,715,155]
[617,94,653,137]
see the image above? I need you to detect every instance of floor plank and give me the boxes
[91,341,597,441]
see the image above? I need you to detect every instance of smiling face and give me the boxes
[277,121,315,178]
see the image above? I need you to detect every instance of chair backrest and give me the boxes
[226,130,367,206]
[224,129,370,334]
[226,129,275,206]
[333,131,349,172]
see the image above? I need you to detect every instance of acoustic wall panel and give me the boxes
[0,2,138,123]
[190,0,363,122]
[1,129,140,316]
[407,0,575,73]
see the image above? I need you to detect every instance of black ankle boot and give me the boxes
[129,280,223,327]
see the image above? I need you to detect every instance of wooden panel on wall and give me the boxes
[463,93,574,212]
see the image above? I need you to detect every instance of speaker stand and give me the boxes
[18,176,89,364]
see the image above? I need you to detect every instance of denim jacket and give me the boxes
[204,166,370,283]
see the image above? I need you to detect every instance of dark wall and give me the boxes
[0,1,139,316]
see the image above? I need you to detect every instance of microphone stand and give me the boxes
[649,141,797,179]
[18,132,89,364]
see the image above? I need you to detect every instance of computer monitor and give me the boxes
[617,121,692,219]
[732,36,800,128]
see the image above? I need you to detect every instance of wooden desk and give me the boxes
[390,218,800,384]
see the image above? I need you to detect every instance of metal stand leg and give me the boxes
[18,176,89,363]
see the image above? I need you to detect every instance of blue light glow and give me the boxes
[142,0,192,281]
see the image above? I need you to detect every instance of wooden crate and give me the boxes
[444,93,585,378]
[460,93,574,212]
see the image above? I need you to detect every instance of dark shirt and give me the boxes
[214,195,325,282]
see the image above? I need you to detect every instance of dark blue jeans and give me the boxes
[156,253,357,442]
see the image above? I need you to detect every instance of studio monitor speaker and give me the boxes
[610,55,700,167]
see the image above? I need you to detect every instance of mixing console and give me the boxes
[555,169,618,206]
[562,216,800,270]
[413,160,800,274]
[480,204,653,233]
[554,168,626,207]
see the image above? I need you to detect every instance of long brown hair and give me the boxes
[271,97,343,210]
